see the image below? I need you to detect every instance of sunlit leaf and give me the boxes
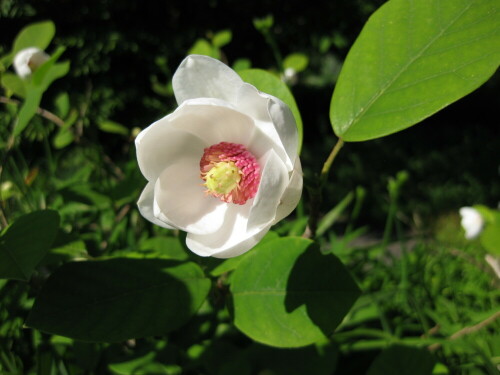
[212,30,232,48]
[331,0,500,141]
[188,39,219,59]
[14,88,42,136]
[1,73,26,98]
[238,69,303,153]
[231,237,360,347]
[139,236,189,260]
[283,53,309,73]
[481,223,500,255]
[27,258,211,342]
[0,210,60,281]
[12,20,55,55]
[54,92,70,118]
[98,120,129,136]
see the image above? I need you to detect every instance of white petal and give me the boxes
[169,99,276,162]
[236,83,298,171]
[13,47,49,78]
[173,55,244,105]
[135,114,207,182]
[247,149,289,231]
[186,204,271,258]
[137,181,175,229]
[459,207,484,239]
[273,157,303,224]
[154,157,227,235]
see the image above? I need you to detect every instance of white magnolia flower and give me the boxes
[13,47,50,79]
[459,207,484,239]
[136,55,302,258]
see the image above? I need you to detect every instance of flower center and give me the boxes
[204,161,242,195]
[200,142,260,205]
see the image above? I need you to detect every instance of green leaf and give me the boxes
[210,231,280,277]
[13,47,69,137]
[32,47,69,90]
[12,20,55,55]
[212,30,232,48]
[1,73,26,98]
[232,58,252,72]
[481,223,500,255]
[331,0,500,141]
[26,258,211,342]
[109,352,171,375]
[316,191,354,237]
[238,69,303,153]
[283,53,309,73]
[366,345,436,375]
[98,120,129,136]
[54,92,70,118]
[0,210,60,281]
[139,236,189,260]
[53,109,78,149]
[231,237,360,348]
[14,88,43,136]
[188,39,220,59]
[253,15,274,33]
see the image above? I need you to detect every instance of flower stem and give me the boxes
[320,138,344,187]
[306,138,345,238]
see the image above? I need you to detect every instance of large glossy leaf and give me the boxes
[0,210,60,281]
[26,258,211,342]
[239,69,303,153]
[230,237,360,348]
[366,345,436,375]
[331,0,500,141]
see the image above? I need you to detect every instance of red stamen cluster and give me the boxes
[200,142,261,204]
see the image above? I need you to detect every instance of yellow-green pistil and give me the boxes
[204,161,242,195]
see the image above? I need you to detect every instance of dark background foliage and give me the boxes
[1,0,498,230]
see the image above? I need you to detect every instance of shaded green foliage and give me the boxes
[0,0,499,374]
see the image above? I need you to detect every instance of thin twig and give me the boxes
[0,96,65,127]
[428,310,500,351]
[305,138,345,238]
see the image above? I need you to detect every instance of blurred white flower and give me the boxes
[13,47,49,79]
[283,67,298,85]
[136,55,302,258]
[459,206,484,239]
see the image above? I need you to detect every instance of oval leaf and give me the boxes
[283,53,309,73]
[0,210,60,281]
[1,73,26,98]
[331,0,500,141]
[212,30,232,48]
[98,120,129,136]
[239,69,304,153]
[26,258,211,342]
[230,237,360,348]
[13,20,55,54]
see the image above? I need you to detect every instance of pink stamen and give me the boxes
[200,142,261,205]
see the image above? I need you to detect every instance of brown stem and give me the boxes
[428,310,500,351]
[0,96,65,127]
